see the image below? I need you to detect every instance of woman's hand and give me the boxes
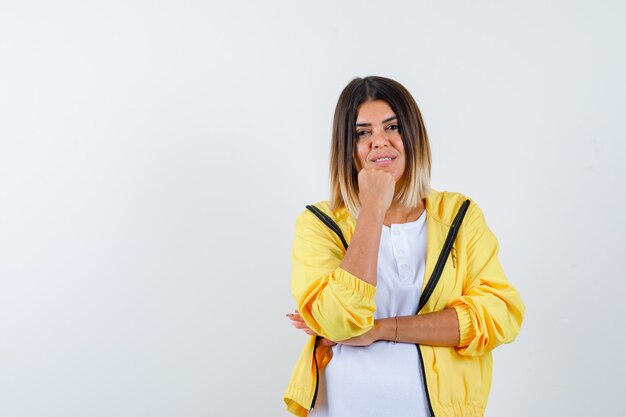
[286,310,316,336]
[287,311,380,347]
[357,168,395,213]
[287,311,336,346]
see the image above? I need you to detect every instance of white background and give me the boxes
[1,1,625,416]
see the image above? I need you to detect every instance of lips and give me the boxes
[370,154,397,163]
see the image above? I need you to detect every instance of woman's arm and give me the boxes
[359,201,525,351]
[339,203,385,286]
[292,169,395,341]
[446,201,525,356]
[339,168,396,286]
[291,210,377,342]
[374,309,460,346]
[289,309,459,347]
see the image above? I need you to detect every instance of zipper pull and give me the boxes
[451,246,456,268]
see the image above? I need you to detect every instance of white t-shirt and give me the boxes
[310,210,430,417]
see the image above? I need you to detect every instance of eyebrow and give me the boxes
[355,116,398,127]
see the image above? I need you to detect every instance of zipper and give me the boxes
[417,345,435,417]
[304,205,348,412]
[415,199,470,417]
[310,337,320,411]
[306,205,349,250]
[417,200,469,313]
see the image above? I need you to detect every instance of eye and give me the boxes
[386,124,401,132]
[356,130,370,138]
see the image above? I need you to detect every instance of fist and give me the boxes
[357,168,396,212]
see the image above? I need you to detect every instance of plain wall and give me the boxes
[1,1,625,416]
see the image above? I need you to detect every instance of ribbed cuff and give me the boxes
[453,304,476,347]
[333,267,377,299]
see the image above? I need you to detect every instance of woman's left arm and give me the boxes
[445,201,526,356]
[381,202,526,352]
[356,201,526,352]
[373,309,460,346]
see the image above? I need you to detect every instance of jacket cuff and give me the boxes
[453,304,476,347]
[333,267,377,299]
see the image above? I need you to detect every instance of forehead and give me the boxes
[355,100,396,123]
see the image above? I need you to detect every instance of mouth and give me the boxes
[370,155,397,164]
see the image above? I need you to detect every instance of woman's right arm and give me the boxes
[340,168,395,286]
[291,209,378,342]
[338,204,385,286]
[291,169,394,342]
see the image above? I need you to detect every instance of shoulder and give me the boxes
[294,200,356,248]
[426,189,487,227]
[295,200,354,227]
[426,189,471,222]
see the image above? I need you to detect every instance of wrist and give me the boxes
[359,204,386,222]
[374,318,395,341]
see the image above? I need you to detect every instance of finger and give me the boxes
[288,315,313,331]
[291,319,309,328]
[294,319,311,329]
[291,321,314,334]
[290,321,315,335]
[289,315,306,324]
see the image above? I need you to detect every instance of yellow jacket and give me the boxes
[284,190,525,417]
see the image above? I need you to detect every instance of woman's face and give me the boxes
[354,99,406,182]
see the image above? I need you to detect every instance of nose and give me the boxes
[370,128,391,148]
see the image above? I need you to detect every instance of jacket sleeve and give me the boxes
[291,210,377,342]
[448,201,525,357]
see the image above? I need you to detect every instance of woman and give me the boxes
[284,76,524,417]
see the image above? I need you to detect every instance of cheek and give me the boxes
[396,139,406,164]
[355,144,368,169]
[395,142,407,177]
[394,137,405,153]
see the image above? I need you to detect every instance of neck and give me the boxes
[383,199,426,226]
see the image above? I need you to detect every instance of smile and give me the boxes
[371,156,397,164]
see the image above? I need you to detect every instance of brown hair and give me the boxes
[329,76,432,216]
